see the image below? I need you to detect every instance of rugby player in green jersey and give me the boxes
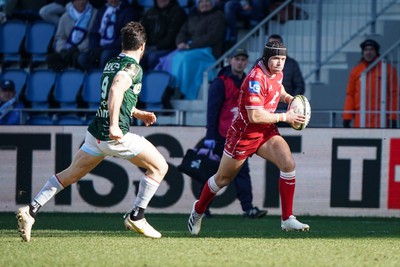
[17,22,168,241]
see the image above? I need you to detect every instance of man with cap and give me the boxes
[202,47,268,218]
[188,41,310,235]
[0,80,23,125]
[343,39,398,128]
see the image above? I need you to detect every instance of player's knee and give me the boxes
[280,159,296,173]
[157,159,169,178]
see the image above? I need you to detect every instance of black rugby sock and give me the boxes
[29,201,42,218]
[130,206,145,221]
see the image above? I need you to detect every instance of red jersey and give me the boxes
[232,61,283,133]
[224,61,283,160]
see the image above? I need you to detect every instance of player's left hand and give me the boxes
[140,112,156,126]
[286,109,306,125]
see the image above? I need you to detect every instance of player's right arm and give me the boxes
[108,72,132,140]
[247,109,304,125]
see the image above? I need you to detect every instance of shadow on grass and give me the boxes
[1,212,399,239]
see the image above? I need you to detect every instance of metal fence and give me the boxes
[194,0,400,128]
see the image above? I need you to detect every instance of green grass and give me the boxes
[1,213,399,267]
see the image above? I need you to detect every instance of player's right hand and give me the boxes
[109,125,123,140]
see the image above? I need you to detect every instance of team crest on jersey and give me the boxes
[133,83,142,94]
[249,81,261,94]
[124,63,140,79]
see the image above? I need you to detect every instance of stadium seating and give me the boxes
[54,69,85,109]
[24,20,56,68]
[82,69,102,109]
[53,69,86,125]
[0,20,27,67]
[140,70,173,110]
[24,69,57,125]
[140,70,182,125]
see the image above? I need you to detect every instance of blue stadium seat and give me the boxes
[0,69,28,97]
[82,69,102,109]
[0,20,27,67]
[25,69,57,109]
[141,70,173,110]
[24,69,57,124]
[24,20,56,68]
[54,69,85,109]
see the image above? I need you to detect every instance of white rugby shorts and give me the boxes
[81,131,145,159]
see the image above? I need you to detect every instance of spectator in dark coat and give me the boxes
[78,0,140,70]
[175,0,225,58]
[140,0,187,71]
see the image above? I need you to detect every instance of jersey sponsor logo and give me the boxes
[249,96,261,103]
[104,62,121,72]
[249,81,261,94]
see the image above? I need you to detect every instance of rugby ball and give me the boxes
[287,95,311,130]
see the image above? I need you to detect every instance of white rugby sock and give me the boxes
[33,175,65,206]
[134,175,160,209]
[208,175,222,194]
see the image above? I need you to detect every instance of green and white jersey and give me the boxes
[88,54,143,141]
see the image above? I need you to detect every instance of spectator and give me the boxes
[78,0,140,70]
[176,0,225,58]
[0,80,23,125]
[39,0,71,25]
[156,0,225,99]
[47,0,97,72]
[140,0,187,71]
[224,0,271,48]
[204,47,268,218]
[267,34,305,112]
[343,39,398,128]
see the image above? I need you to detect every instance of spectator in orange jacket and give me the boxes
[343,39,398,128]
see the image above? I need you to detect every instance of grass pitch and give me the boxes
[1,213,399,267]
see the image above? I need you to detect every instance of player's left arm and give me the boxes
[108,72,131,140]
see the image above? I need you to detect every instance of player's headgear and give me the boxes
[262,41,287,67]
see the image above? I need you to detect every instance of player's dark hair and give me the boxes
[121,22,147,51]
